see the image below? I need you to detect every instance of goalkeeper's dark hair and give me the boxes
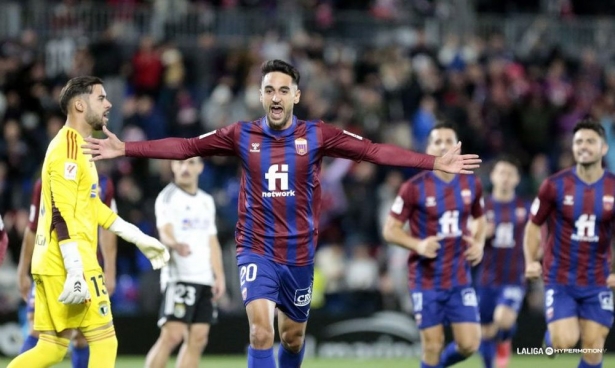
[492,154,521,173]
[572,117,606,140]
[58,76,104,115]
[428,120,459,142]
[261,59,300,86]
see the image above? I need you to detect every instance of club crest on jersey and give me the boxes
[461,189,472,205]
[295,138,308,156]
[515,207,527,221]
[98,302,110,317]
[603,196,614,211]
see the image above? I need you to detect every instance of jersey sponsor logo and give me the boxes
[563,195,574,206]
[198,130,216,139]
[492,222,515,248]
[425,196,436,207]
[461,288,478,307]
[530,198,540,216]
[571,214,598,242]
[438,210,462,238]
[391,196,404,214]
[250,142,260,153]
[295,138,308,156]
[294,285,312,307]
[64,162,77,180]
[603,196,614,211]
[262,164,295,198]
[343,130,363,140]
[599,291,614,311]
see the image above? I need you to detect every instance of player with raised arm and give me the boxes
[145,157,226,368]
[475,156,529,368]
[382,123,486,368]
[525,119,615,368]
[16,175,118,368]
[83,60,481,368]
[8,76,169,368]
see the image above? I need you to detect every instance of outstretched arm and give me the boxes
[83,126,237,161]
[320,123,481,174]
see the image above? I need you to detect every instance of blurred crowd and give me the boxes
[1,1,614,317]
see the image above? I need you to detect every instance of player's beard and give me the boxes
[85,109,105,131]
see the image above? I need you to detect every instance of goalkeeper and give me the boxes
[8,76,169,368]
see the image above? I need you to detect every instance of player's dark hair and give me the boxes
[261,59,300,86]
[58,76,104,115]
[493,154,521,172]
[573,118,606,140]
[428,121,458,142]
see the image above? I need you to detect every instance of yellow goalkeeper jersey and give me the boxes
[32,126,118,275]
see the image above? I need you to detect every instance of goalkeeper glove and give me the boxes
[109,217,170,269]
[58,242,91,304]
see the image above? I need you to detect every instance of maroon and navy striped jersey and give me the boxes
[389,172,484,290]
[126,117,436,266]
[530,168,615,287]
[476,196,529,287]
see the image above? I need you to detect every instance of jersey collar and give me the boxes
[260,116,297,138]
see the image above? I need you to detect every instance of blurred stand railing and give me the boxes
[0,2,613,57]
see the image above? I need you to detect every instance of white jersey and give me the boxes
[155,183,218,287]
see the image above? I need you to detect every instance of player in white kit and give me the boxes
[145,157,226,368]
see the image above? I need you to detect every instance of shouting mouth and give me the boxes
[270,106,283,120]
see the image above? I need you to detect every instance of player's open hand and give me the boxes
[58,270,91,304]
[136,236,171,270]
[525,261,542,280]
[434,142,481,174]
[82,126,125,161]
[416,235,443,258]
[607,273,615,288]
[463,236,484,266]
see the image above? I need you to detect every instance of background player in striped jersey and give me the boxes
[145,157,225,368]
[383,123,486,368]
[16,175,118,368]
[475,156,529,368]
[525,119,615,368]
[83,60,481,368]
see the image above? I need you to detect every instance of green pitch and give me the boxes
[0,355,613,367]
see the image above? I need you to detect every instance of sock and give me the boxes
[497,325,517,341]
[71,344,90,368]
[248,346,276,368]
[277,343,305,368]
[421,362,441,368]
[19,334,39,353]
[440,343,469,367]
[578,359,601,368]
[83,325,118,368]
[8,334,69,367]
[479,339,496,368]
[544,330,552,348]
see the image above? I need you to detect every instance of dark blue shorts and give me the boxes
[410,286,481,329]
[544,284,614,328]
[238,255,314,322]
[476,285,525,324]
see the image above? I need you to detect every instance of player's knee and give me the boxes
[188,331,209,350]
[457,339,480,356]
[422,340,444,355]
[280,331,305,353]
[160,329,185,348]
[249,324,275,348]
[551,333,578,349]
